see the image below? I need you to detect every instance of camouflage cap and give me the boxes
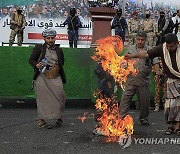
[17,7,22,10]
[42,28,57,37]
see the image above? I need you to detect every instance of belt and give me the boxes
[145,30,153,33]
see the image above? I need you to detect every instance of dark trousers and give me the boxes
[68,30,78,48]
[119,84,150,121]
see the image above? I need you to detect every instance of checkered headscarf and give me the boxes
[42,28,57,37]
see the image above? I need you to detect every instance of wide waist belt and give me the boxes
[44,65,59,79]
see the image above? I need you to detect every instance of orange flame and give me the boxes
[94,93,133,138]
[79,36,135,140]
[78,112,88,123]
[92,36,137,89]
[92,36,135,139]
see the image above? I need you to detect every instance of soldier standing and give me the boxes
[128,11,141,45]
[152,58,166,112]
[111,9,128,43]
[141,12,157,47]
[156,11,170,45]
[63,8,82,48]
[9,7,26,46]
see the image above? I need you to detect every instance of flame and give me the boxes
[79,36,136,141]
[91,36,137,89]
[92,36,135,139]
[78,112,88,123]
[94,93,133,138]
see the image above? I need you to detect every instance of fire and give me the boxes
[78,112,88,123]
[91,36,137,89]
[92,36,135,139]
[94,93,133,139]
[79,36,136,141]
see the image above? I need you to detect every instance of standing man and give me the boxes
[9,7,26,46]
[63,8,82,48]
[120,31,152,125]
[111,9,128,43]
[152,58,166,112]
[141,11,157,47]
[172,9,180,41]
[29,29,66,129]
[128,11,141,45]
[156,11,171,45]
[124,34,180,135]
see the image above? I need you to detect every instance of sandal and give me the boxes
[55,119,63,127]
[174,129,180,135]
[165,127,174,135]
[38,122,52,129]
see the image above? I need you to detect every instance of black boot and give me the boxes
[74,40,77,48]
[69,41,73,48]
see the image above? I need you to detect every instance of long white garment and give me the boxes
[35,74,66,119]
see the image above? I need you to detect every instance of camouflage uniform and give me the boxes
[9,7,26,46]
[152,58,167,111]
[128,16,141,45]
[141,18,157,47]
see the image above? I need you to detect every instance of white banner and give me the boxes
[0,17,93,47]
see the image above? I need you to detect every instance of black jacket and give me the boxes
[29,43,66,84]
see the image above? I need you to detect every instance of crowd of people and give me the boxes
[0,0,178,20]
[0,0,90,20]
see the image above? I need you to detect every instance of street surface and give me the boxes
[0,101,179,154]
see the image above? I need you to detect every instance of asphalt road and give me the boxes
[0,102,179,154]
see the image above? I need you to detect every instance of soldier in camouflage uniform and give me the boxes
[141,12,157,47]
[152,58,167,112]
[9,7,26,46]
[128,11,141,45]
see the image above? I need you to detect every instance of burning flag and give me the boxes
[91,36,137,89]
[79,36,137,142]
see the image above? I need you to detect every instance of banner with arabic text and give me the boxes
[0,17,92,47]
